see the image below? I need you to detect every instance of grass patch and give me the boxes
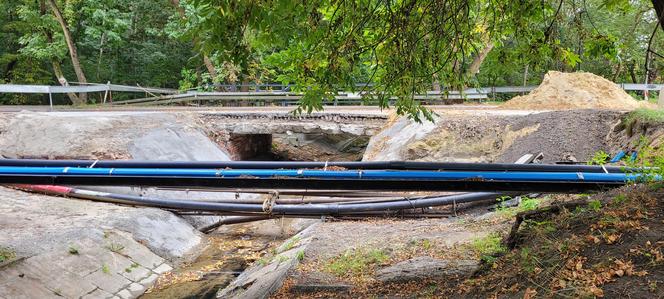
[106,243,125,254]
[622,108,664,134]
[0,247,15,263]
[470,233,506,264]
[496,196,541,218]
[125,262,139,273]
[624,108,664,125]
[279,236,301,253]
[326,248,390,277]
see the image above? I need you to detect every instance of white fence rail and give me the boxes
[0,84,177,95]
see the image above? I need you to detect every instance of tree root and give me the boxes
[503,200,588,249]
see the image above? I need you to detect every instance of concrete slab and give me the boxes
[81,288,114,299]
[0,276,61,299]
[84,269,133,294]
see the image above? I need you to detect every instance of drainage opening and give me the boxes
[228,133,370,161]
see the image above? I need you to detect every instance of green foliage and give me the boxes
[587,199,602,212]
[624,109,664,127]
[68,245,79,255]
[106,243,124,253]
[0,247,15,263]
[101,263,110,274]
[326,248,389,277]
[280,236,301,253]
[587,150,610,165]
[0,0,661,114]
[612,194,627,205]
[125,262,139,273]
[471,233,506,264]
[497,196,541,218]
[421,239,433,250]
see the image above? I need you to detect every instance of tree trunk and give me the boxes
[203,55,219,83]
[653,0,664,28]
[47,0,87,104]
[51,60,82,104]
[171,0,220,89]
[467,42,494,76]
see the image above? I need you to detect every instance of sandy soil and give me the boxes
[503,71,647,110]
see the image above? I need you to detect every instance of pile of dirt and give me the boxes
[503,71,644,110]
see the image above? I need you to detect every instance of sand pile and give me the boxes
[503,71,643,110]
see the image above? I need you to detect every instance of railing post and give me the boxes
[48,86,53,111]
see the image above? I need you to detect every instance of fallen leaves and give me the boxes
[554,257,648,297]
[523,287,537,299]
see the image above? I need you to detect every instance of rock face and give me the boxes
[0,111,231,160]
[0,111,228,298]
[363,114,440,161]
[375,256,479,283]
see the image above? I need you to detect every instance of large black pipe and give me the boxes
[0,175,624,192]
[0,158,636,173]
[66,187,506,215]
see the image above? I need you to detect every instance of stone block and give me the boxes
[84,269,133,294]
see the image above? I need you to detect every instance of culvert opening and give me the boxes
[228,133,370,161]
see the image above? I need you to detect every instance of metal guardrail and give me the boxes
[0,82,661,108]
[0,83,177,94]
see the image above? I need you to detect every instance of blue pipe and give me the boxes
[610,151,626,163]
[0,166,654,183]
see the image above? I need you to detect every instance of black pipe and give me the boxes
[0,175,624,192]
[199,216,271,233]
[0,158,636,173]
[69,187,506,215]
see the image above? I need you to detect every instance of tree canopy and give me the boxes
[0,0,662,119]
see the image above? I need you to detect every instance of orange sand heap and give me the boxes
[503,71,644,110]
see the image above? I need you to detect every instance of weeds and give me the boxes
[497,196,541,218]
[587,199,602,212]
[280,236,301,253]
[623,108,664,129]
[587,151,610,165]
[296,250,305,261]
[125,262,139,273]
[470,233,506,264]
[326,248,389,277]
[421,239,432,250]
[68,245,79,255]
[0,247,15,263]
[106,243,125,254]
[101,263,110,274]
